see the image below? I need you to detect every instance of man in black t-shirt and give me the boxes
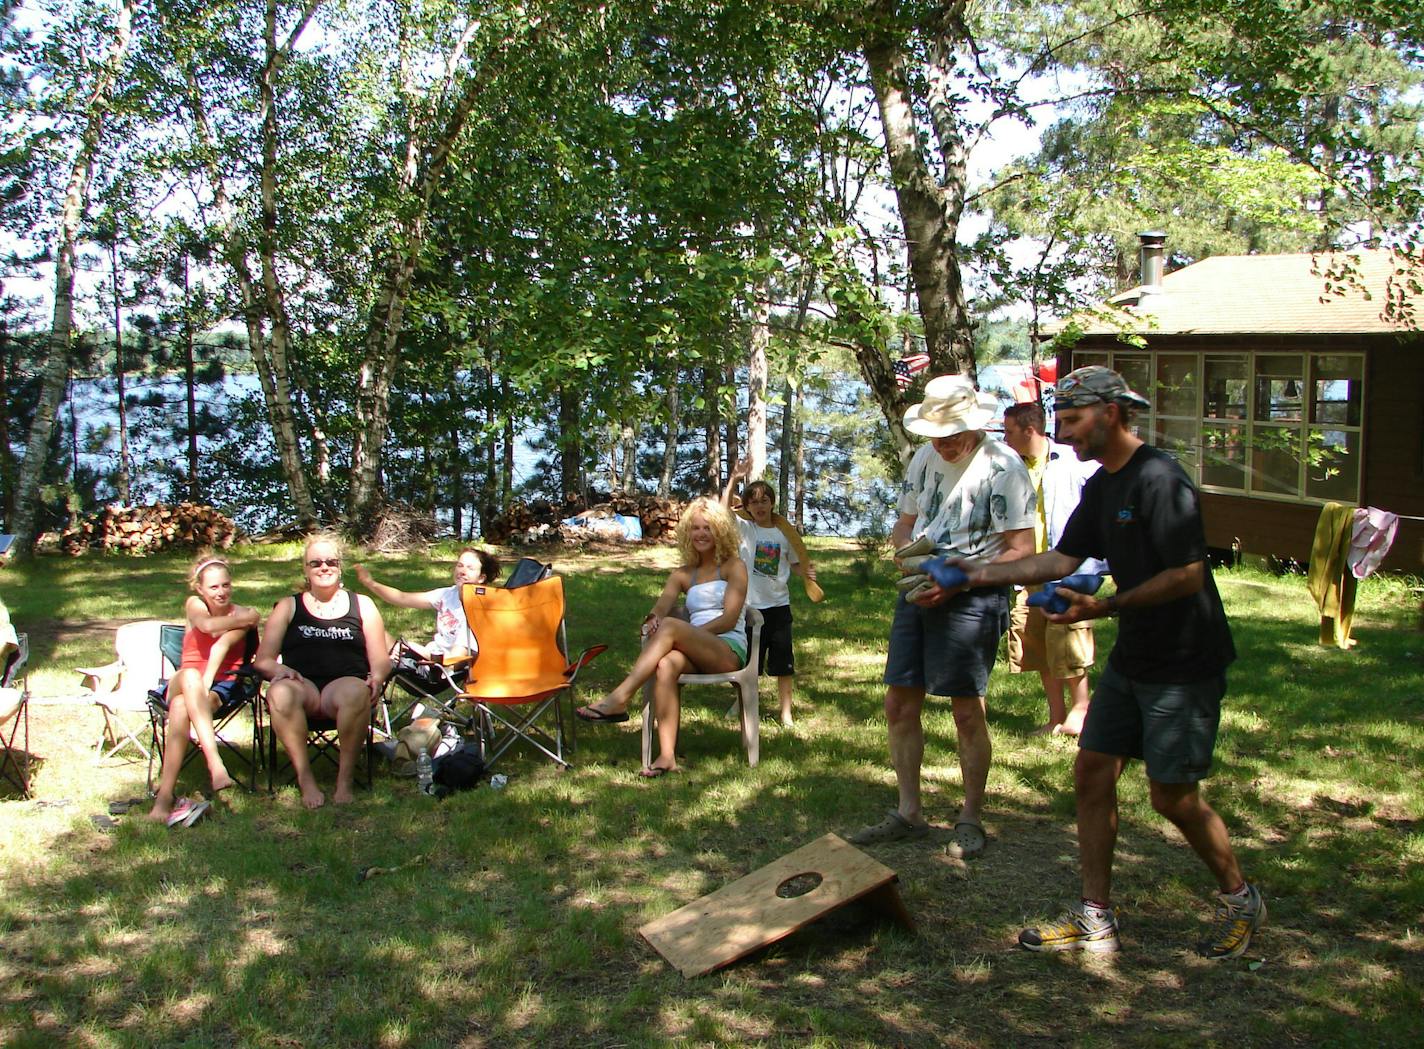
[955,366,1264,961]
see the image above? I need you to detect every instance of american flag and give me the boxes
[894,352,931,390]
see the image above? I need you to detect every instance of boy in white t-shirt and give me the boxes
[723,462,817,726]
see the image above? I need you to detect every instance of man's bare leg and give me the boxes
[1034,673,1067,734]
[1075,749,1127,903]
[1149,780,1244,892]
[1058,674,1091,736]
[886,685,928,825]
[950,695,990,825]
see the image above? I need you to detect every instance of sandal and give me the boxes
[575,705,629,724]
[848,809,931,846]
[945,820,986,859]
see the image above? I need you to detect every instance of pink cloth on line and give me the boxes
[1348,506,1398,579]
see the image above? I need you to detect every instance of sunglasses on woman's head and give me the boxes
[306,558,341,568]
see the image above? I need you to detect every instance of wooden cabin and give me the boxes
[1047,239,1423,571]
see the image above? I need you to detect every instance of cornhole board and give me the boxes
[639,832,915,978]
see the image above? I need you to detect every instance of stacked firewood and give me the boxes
[484,492,687,546]
[484,500,554,543]
[637,496,683,541]
[61,502,239,555]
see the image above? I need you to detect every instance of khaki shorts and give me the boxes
[1007,590,1095,679]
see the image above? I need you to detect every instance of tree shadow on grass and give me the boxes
[4,550,1423,1046]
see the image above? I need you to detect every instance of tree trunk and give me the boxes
[703,365,721,494]
[0,321,13,527]
[659,369,679,498]
[745,274,771,480]
[67,369,80,522]
[108,238,130,504]
[558,385,583,504]
[255,0,321,524]
[794,410,806,531]
[778,273,814,510]
[182,254,200,502]
[174,14,319,526]
[8,0,134,559]
[619,421,636,492]
[863,1,975,383]
[724,361,739,480]
[448,417,463,539]
[501,376,514,509]
[348,20,536,528]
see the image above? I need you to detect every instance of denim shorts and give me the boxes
[1079,663,1224,783]
[883,587,1010,698]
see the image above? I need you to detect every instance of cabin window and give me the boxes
[1069,348,1363,504]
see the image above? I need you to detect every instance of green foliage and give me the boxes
[978,0,1424,315]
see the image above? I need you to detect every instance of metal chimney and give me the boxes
[1138,230,1167,295]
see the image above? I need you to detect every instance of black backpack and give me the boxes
[432,742,486,794]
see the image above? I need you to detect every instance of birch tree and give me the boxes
[8,0,134,559]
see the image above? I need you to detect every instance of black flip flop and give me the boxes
[576,706,629,724]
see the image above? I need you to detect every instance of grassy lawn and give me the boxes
[1,541,1421,1047]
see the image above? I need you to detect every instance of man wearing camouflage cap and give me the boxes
[952,365,1265,961]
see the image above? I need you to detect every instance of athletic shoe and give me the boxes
[1196,883,1266,960]
[1018,903,1121,953]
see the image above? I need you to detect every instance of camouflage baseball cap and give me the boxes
[1054,366,1151,411]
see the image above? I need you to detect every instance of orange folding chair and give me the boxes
[457,575,605,771]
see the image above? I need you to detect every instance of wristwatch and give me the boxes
[1101,594,1120,617]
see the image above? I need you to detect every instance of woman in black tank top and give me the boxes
[254,533,393,809]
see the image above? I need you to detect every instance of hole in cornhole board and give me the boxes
[775,872,822,899]
[639,832,915,979]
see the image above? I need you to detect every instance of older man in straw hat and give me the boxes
[849,375,1035,857]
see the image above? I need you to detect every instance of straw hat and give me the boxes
[903,375,997,438]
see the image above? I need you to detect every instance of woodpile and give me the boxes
[636,496,683,541]
[366,503,440,554]
[484,491,687,546]
[61,502,239,555]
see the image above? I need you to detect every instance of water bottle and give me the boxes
[416,746,434,794]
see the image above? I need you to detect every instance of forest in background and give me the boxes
[2,1,1420,549]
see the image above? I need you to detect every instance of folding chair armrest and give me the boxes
[76,660,123,694]
[563,644,607,685]
[439,653,476,671]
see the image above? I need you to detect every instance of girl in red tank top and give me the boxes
[147,555,261,825]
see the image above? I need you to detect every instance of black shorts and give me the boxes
[1079,663,1224,784]
[750,604,795,676]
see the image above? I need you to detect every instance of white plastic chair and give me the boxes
[640,606,763,768]
[77,620,168,762]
